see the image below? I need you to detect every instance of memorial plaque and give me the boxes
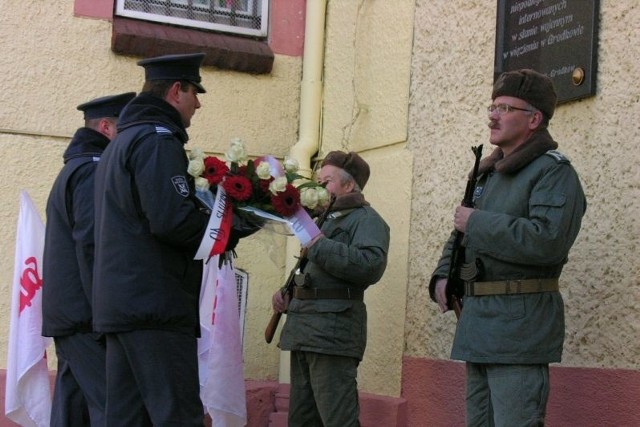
[495,0,599,103]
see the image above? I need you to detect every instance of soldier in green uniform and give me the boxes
[272,151,390,427]
[430,69,586,426]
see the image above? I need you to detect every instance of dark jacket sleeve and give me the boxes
[130,134,209,254]
[69,163,98,303]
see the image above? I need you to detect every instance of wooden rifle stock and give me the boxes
[264,312,283,344]
[264,195,336,343]
[446,145,483,319]
[451,296,462,319]
[264,260,302,343]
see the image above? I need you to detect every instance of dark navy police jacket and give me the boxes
[42,128,109,337]
[92,94,209,337]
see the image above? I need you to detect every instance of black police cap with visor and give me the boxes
[76,92,136,120]
[137,53,207,94]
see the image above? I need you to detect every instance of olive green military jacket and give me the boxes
[279,205,390,360]
[433,149,586,364]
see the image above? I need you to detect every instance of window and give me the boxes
[115,0,268,37]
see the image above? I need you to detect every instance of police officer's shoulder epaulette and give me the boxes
[155,125,172,135]
[545,150,571,163]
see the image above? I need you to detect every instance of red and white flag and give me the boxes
[5,191,52,427]
[198,256,247,427]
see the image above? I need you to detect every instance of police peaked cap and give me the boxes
[76,92,136,120]
[137,53,207,93]
[321,151,371,190]
[492,69,557,120]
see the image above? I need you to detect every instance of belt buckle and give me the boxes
[505,280,522,294]
[464,281,473,296]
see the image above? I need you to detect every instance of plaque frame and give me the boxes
[494,0,600,104]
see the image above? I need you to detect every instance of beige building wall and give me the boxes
[407,1,640,370]
[0,0,415,398]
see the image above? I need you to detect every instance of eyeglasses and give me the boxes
[487,103,533,115]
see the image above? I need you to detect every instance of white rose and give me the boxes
[195,176,210,192]
[269,176,288,195]
[283,156,299,173]
[316,187,331,207]
[187,159,205,177]
[189,147,204,161]
[256,161,272,180]
[300,188,319,210]
[225,138,247,163]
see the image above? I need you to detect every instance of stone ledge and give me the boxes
[111,17,274,74]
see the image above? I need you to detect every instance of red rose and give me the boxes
[223,175,253,201]
[271,184,300,217]
[203,156,229,186]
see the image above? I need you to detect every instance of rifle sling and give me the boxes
[465,278,559,296]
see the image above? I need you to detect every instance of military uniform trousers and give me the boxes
[466,363,549,427]
[289,350,361,427]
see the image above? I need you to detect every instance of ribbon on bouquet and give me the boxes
[194,185,233,260]
[286,207,321,247]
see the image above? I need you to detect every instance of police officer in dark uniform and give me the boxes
[42,91,136,427]
[93,53,210,426]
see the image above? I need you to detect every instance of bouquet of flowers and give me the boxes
[188,139,330,258]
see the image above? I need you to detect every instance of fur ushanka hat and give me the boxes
[321,151,370,190]
[492,69,558,120]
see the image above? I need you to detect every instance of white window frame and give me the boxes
[115,0,268,38]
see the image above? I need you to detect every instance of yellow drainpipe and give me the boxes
[289,0,328,177]
[279,0,328,384]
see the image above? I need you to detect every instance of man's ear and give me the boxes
[98,118,115,139]
[528,110,544,130]
[166,81,183,104]
[344,179,356,193]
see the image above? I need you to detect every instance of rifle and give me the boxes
[264,194,336,343]
[446,144,483,319]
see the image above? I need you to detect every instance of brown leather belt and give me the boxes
[293,287,364,301]
[465,278,559,296]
